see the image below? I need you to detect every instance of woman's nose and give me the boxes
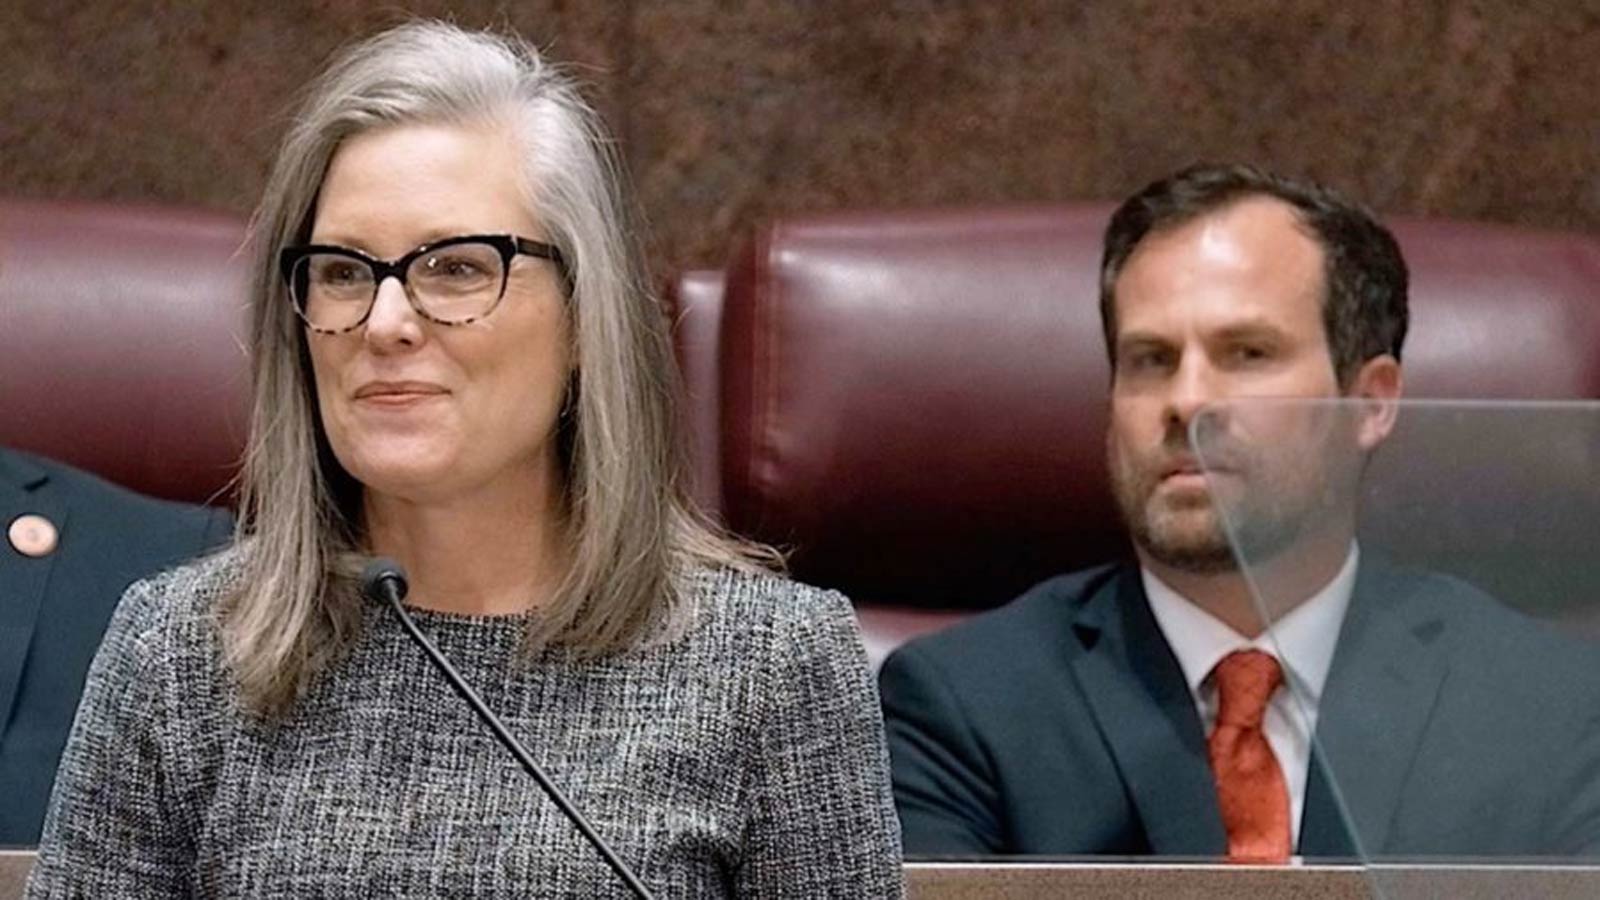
[362,276,425,349]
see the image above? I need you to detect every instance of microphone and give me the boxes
[360,558,655,900]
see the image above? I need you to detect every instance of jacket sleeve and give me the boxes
[26,576,192,897]
[732,590,905,898]
[878,641,1005,855]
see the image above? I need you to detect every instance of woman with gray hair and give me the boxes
[29,21,902,898]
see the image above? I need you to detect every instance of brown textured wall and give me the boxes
[4,1,1597,272]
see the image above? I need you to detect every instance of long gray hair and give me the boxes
[227,21,776,717]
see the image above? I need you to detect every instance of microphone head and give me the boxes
[359,557,409,604]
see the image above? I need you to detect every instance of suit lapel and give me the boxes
[1068,568,1228,855]
[1306,559,1448,857]
[0,454,67,738]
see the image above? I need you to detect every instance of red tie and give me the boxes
[1207,649,1291,862]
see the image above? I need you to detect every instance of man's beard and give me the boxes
[1113,446,1238,573]
[1110,423,1315,576]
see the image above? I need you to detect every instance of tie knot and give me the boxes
[1212,649,1283,729]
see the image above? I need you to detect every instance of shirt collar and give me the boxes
[1143,543,1359,705]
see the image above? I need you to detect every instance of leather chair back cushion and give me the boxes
[664,269,727,516]
[0,200,250,505]
[722,206,1119,608]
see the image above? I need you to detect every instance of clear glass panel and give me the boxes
[1194,399,1600,897]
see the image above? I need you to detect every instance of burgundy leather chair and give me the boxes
[684,204,1600,665]
[715,206,1119,663]
[663,269,727,516]
[0,199,251,506]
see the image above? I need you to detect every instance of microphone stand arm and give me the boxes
[378,582,656,900]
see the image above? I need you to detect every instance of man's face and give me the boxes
[1106,196,1367,573]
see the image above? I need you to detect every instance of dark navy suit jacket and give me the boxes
[880,561,1600,859]
[0,449,231,845]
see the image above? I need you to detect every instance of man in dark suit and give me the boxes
[879,163,1600,861]
[0,447,231,845]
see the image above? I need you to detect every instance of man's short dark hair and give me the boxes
[1099,163,1408,385]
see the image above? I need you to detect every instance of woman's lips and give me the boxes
[352,382,449,407]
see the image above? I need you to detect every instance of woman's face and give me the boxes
[304,121,572,506]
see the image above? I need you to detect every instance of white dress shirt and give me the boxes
[1143,544,1359,847]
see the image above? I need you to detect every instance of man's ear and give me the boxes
[1349,354,1402,450]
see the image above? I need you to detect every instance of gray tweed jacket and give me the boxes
[27,549,904,898]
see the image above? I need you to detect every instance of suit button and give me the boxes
[8,513,59,558]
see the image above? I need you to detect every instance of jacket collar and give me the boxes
[0,449,50,494]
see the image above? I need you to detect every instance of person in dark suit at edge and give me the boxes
[0,447,231,845]
[879,163,1600,861]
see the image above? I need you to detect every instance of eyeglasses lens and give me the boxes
[292,241,507,331]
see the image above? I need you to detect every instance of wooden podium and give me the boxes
[906,860,1600,899]
[0,853,28,899]
[7,850,1600,897]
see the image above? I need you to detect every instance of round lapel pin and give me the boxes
[9,514,59,558]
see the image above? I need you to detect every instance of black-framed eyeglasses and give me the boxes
[278,234,571,334]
